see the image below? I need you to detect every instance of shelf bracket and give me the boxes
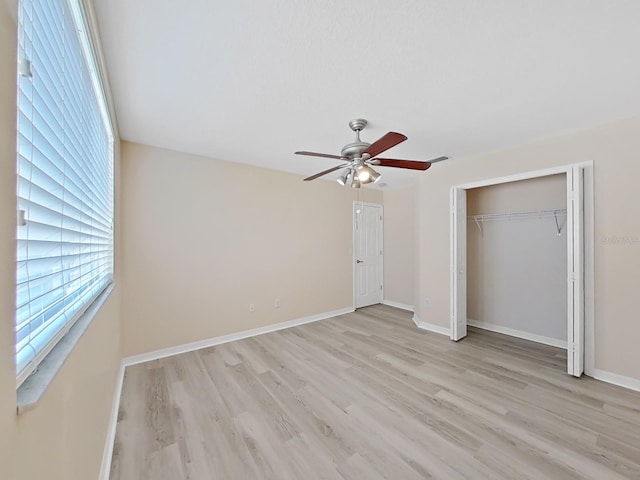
[554,210,563,236]
[474,216,483,236]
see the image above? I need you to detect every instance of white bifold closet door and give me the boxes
[451,188,467,341]
[567,166,584,377]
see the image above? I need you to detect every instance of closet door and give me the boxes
[451,187,467,341]
[567,166,584,376]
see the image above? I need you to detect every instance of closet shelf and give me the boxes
[469,208,567,236]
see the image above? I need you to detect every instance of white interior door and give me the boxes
[451,188,467,341]
[567,166,584,376]
[354,203,383,309]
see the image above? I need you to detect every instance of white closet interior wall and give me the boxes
[467,174,567,345]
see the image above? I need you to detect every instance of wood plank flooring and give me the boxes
[109,305,640,479]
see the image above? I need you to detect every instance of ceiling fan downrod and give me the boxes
[341,119,371,159]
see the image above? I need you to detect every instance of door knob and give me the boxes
[356,260,363,263]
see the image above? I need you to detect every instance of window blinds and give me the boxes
[16,0,114,387]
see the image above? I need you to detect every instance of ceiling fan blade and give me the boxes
[372,159,432,170]
[303,164,349,181]
[427,156,449,163]
[363,132,407,158]
[295,151,345,160]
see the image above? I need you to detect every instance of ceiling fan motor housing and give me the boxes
[341,118,370,158]
[341,141,370,158]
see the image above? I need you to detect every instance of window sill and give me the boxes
[16,283,116,415]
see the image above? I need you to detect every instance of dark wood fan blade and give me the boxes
[363,132,407,158]
[373,159,432,170]
[295,151,345,160]
[303,164,349,181]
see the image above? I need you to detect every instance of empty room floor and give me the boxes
[109,305,640,479]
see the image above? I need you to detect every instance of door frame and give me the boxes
[353,201,384,309]
[449,162,594,376]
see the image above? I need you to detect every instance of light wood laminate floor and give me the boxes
[110,305,640,479]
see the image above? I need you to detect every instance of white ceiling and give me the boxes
[94,0,640,188]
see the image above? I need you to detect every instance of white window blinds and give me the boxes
[16,0,114,387]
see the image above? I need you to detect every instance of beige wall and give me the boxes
[416,115,640,380]
[0,2,123,478]
[121,142,382,356]
[467,175,567,341]
[0,2,18,473]
[382,186,417,308]
[12,291,122,479]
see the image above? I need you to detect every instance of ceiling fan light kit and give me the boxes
[296,119,448,187]
[356,164,381,184]
[336,170,349,186]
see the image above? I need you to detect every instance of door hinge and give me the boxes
[380,285,383,291]
[568,342,576,352]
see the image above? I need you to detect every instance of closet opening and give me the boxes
[450,163,594,377]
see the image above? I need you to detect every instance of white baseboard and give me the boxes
[412,314,450,336]
[593,369,640,393]
[100,362,125,480]
[122,306,355,367]
[467,319,567,349]
[382,300,414,312]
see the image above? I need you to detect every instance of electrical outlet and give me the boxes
[274,298,281,308]
[249,303,255,312]
[424,298,431,307]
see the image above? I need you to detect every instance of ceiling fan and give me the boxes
[296,119,448,188]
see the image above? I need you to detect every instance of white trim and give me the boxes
[583,164,595,377]
[412,314,450,336]
[99,362,125,480]
[122,307,354,367]
[450,186,456,340]
[467,319,567,349]
[382,300,414,312]
[77,0,120,135]
[454,164,574,190]
[593,369,640,393]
